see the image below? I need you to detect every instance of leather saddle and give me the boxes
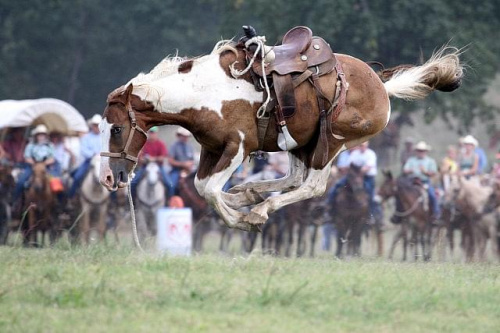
[243,26,336,118]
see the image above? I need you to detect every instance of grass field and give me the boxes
[1,242,499,333]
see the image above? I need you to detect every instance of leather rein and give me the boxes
[100,102,148,163]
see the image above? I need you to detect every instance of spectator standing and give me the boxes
[168,127,195,194]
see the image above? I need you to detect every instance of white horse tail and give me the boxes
[381,47,464,100]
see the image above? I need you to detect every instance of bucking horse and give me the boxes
[98,26,463,233]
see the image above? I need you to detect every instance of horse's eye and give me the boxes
[111,127,122,135]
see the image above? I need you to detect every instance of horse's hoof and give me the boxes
[243,210,267,226]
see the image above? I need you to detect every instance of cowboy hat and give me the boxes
[89,114,102,125]
[461,135,478,146]
[31,124,48,136]
[176,127,191,137]
[414,141,431,151]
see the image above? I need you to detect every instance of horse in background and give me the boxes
[178,171,230,252]
[0,162,15,245]
[452,176,494,261]
[135,162,166,242]
[23,162,56,247]
[79,155,110,244]
[329,164,369,257]
[379,172,435,261]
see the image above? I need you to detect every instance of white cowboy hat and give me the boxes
[176,127,191,137]
[461,135,478,146]
[414,141,431,151]
[89,114,102,125]
[31,124,48,136]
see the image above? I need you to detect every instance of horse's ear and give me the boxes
[124,84,134,104]
[383,169,393,180]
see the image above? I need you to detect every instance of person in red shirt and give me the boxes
[131,127,173,197]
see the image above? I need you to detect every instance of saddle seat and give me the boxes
[251,26,335,77]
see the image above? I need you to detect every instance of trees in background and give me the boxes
[0,0,499,132]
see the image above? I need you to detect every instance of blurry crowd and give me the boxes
[1,111,499,219]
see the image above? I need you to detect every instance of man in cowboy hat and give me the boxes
[68,114,102,198]
[168,127,195,194]
[12,124,55,202]
[392,141,440,223]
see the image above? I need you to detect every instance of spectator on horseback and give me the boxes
[492,152,500,180]
[458,135,480,179]
[168,127,195,195]
[401,141,440,221]
[336,149,352,176]
[68,114,102,198]
[400,136,415,170]
[440,145,459,175]
[2,127,27,166]
[12,125,55,202]
[49,131,75,178]
[131,126,174,198]
[328,141,378,218]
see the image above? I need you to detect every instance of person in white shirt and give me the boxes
[328,141,378,219]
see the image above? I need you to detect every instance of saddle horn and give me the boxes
[242,25,257,39]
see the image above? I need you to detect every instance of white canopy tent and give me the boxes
[0,98,88,135]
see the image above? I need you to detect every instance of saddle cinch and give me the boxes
[240,26,346,153]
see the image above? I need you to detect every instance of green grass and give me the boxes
[1,244,499,333]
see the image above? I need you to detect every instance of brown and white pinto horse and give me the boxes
[99,30,462,232]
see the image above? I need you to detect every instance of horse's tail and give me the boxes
[381,47,464,100]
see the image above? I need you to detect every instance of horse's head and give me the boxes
[145,162,160,186]
[99,84,151,191]
[99,41,263,191]
[378,170,396,201]
[31,162,48,193]
[346,163,364,192]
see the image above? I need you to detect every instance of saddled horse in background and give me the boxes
[99,26,463,233]
[329,164,369,257]
[178,171,231,252]
[452,176,494,261]
[379,172,435,261]
[0,163,15,245]
[282,167,337,257]
[23,162,56,247]
[79,155,110,244]
[135,162,166,242]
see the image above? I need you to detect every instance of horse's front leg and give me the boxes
[243,161,333,226]
[195,135,259,232]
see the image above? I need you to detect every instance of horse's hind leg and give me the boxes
[244,160,334,226]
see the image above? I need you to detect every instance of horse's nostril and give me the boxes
[106,175,113,185]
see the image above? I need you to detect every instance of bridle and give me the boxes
[100,102,148,163]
